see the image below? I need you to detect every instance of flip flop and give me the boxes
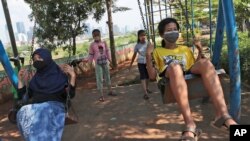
[210,114,233,133]
[179,127,202,141]
[99,96,105,102]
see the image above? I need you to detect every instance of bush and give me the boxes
[220,32,250,84]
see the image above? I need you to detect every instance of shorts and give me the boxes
[159,67,192,77]
[137,63,149,80]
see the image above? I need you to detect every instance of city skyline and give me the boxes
[0,0,143,44]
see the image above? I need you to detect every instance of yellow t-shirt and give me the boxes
[153,45,195,75]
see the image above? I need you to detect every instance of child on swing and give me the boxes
[146,17,238,141]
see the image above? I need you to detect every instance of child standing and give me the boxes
[85,29,116,102]
[129,30,151,100]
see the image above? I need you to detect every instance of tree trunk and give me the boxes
[72,36,76,55]
[105,0,117,68]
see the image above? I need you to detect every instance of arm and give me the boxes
[130,44,139,68]
[193,37,205,61]
[104,41,112,63]
[146,44,157,81]
[17,69,27,99]
[84,43,95,65]
[62,64,76,98]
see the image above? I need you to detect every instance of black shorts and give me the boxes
[159,68,191,77]
[137,63,149,80]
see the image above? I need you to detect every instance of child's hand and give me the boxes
[193,37,202,51]
[18,68,27,80]
[63,64,76,77]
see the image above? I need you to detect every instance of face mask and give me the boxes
[94,36,100,42]
[33,60,47,70]
[163,31,179,43]
[140,36,146,42]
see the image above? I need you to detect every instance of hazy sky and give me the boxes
[0,0,142,43]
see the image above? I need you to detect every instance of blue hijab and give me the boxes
[29,48,68,94]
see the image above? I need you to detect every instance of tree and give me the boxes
[234,0,250,33]
[100,0,130,68]
[24,0,106,55]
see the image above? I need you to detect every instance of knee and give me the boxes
[166,63,183,77]
[199,58,214,70]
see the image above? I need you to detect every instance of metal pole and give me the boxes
[1,0,20,69]
[212,0,224,69]
[209,0,213,55]
[165,0,168,17]
[221,0,241,122]
[158,0,162,20]
[146,0,153,42]
[185,0,189,44]
[191,0,194,37]
[150,0,156,47]
[144,0,150,41]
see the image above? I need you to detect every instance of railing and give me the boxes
[0,43,135,102]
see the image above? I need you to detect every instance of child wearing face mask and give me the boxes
[85,29,116,102]
[146,18,238,141]
[129,30,152,100]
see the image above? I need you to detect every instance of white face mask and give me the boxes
[163,31,179,43]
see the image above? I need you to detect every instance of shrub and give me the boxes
[220,32,250,84]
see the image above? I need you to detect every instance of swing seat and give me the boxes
[158,69,229,104]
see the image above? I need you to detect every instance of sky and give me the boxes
[0,0,142,43]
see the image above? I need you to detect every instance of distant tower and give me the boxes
[16,22,26,34]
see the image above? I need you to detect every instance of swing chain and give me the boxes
[137,0,150,41]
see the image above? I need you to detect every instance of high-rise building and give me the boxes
[16,22,26,34]
[27,26,34,42]
[113,24,120,35]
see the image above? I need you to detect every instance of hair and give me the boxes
[158,18,180,47]
[137,30,146,43]
[92,29,101,34]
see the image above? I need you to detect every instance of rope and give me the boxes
[137,0,150,41]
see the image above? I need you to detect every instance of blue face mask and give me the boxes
[163,31,179,43]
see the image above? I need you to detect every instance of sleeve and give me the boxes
[69,85,76,99]
[104,41,111,61]
[88,43,95,63]
[17,86,27,100]
[134,44,139,53]
[17,86,33,100]
[152,49,160,72]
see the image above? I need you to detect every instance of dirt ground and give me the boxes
[0,61,250,141]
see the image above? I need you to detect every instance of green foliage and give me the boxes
[24,0,106,54]
[220,32,250,84]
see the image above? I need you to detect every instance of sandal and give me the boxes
[179,127,202,141]
[143,94,149,100]
[210,114,234,133]
[108,92,117,96]
[99,96,105,102]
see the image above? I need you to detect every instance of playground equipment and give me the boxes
[138,0,241,121]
